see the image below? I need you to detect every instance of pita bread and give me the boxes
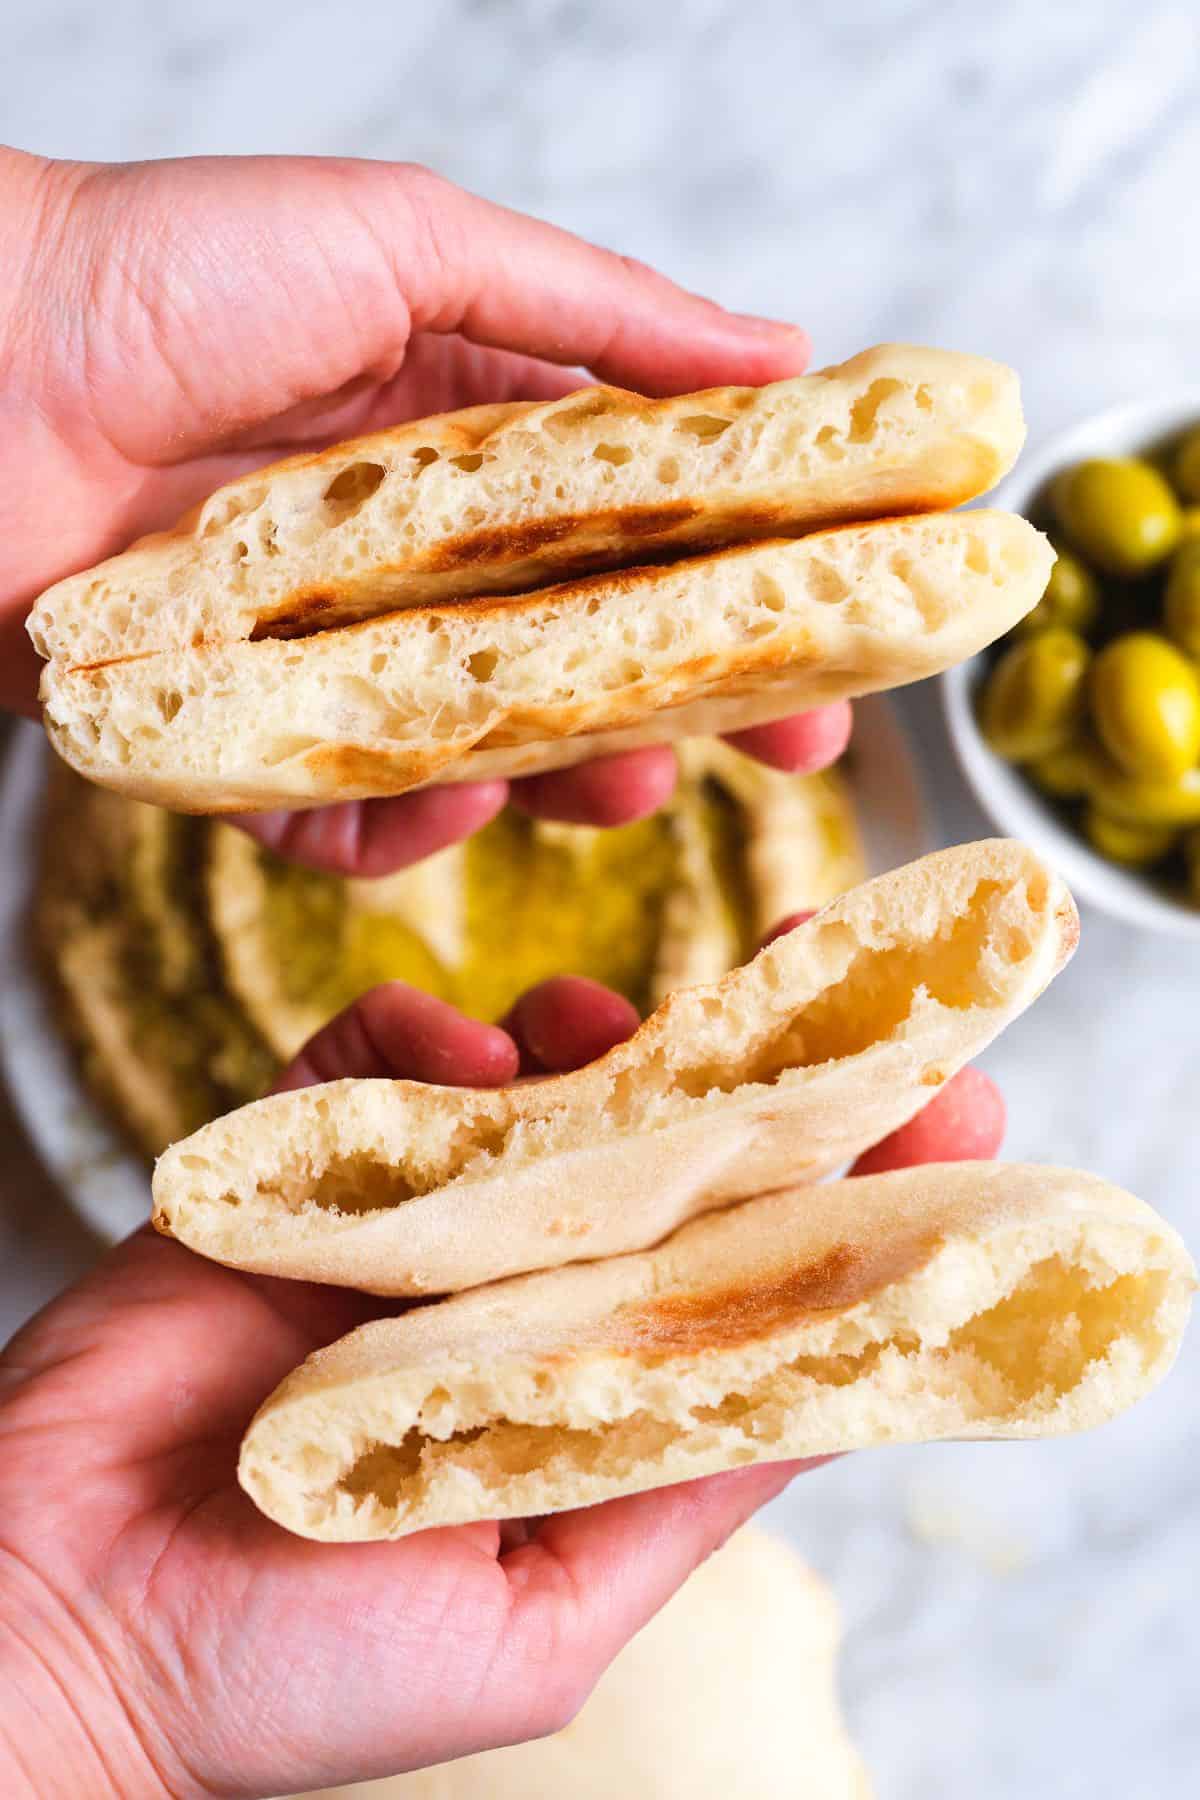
[240,1162,1194,1543]
[292,1527,871,1799]
[153,841,1076,1295]
[30,343,1023,664]
[38,510,1050,811]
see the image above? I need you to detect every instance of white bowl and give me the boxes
[943,390,1200,938]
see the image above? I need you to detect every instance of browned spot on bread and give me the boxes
[245,536,812,646]
[609,504,708,539]
[421,502,708,571]
[425,514,587,569]
[437,552,717,614]
[235,504,933,647]
[423,499,942,575]
[250,590,340,639]
[622,1230,943,1354]
[299,742,415,791]
[920,1065,948,1087]
[241,505,748,642]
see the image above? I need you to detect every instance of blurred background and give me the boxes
[3,3,1199,1795]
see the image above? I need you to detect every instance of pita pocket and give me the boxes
[240,1161,1193,1542]
[33,343,1022,661]
[30,346,1042,811]
[153,840,1077,1295]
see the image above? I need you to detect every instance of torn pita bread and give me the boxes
[30,343,1023,664]
[240,1162,1194,1543]
[153,841,1077,1295]
[294,1527,871,1799]
[37,509,1051,812]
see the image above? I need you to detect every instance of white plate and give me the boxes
[0,700,929,1245]
[0,723,152,1244]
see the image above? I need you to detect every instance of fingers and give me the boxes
[380,163,810,395]
[233,780,508,878]
[503,976,641,1074]
[274,983,519,1092]
[236,749,682,880]
[229,708,848,872]
[850,1065,1007,1176]
[497,1460,825,1735]
[276,967,639,1098]
[723,701,853,773]
[510,745,678,826]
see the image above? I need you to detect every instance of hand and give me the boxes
[0,956,1004,1798]
[0,147,850,878]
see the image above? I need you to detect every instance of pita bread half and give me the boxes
[240,1162,1195,1544]
[39,509,1050,812]
[293,1527,871,1799]
[153,840,1077,1296]
[29,342,1023,664]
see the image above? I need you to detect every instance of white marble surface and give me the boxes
[5,3,1200,1795]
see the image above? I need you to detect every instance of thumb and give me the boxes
[377,160,811,392]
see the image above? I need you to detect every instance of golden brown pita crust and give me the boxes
[29,344,1024,664]
[153,842,1076,1295]
[39,511,1051,811]
[238,1161,1194,1542]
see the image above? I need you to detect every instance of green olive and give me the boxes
[1173,428,1200,503]
[1052,457,1182,576]
[1087,764,1200,828]
[978,629,1091,763]
[1083,805,1177,867]
[1015,544,1100,637]
[1027,738,1106,799]
[1165,540,1200,659]
[1089,631,1200,779]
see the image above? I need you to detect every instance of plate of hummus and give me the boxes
[0,698,926,1245]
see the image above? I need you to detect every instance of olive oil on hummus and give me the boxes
[36,745,863,1157]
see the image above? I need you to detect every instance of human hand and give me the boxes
[0,146,850,878]
[0,959,1003,1798]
